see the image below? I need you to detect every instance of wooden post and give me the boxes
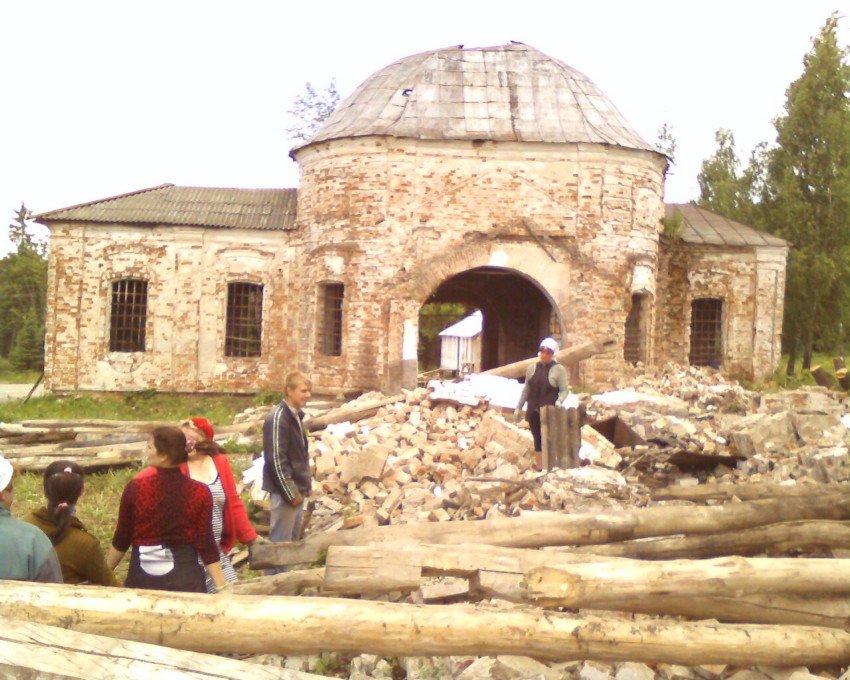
[541,405,582,470]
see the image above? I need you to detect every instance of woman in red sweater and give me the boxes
[107,426,226,593]
[180,417,260,592]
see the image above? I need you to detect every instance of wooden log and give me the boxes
[809,365,836,389]
[483,338,616,379]
[304,394,405,432]
[2,582,849,666]
[322,543,634,595]
[231,568,324,596]
[834,357,846,372]
[837,368,850,391]
[541,405,582,470]
[524,556,850,609]
[251,493,850,568]
[0,617,309,680]
[653,482,848,503]
[611,593,850,630]
[562,520,850,560]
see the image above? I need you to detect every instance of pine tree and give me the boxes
[763,14,850,372]
[8,313,44,370]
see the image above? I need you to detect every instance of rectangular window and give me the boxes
[318,282,344,356]
[689,298,723,368]
[624,293,647,364]
[110,279,148,352]
[225,282,263,357]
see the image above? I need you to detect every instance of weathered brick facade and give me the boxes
[36,43,787,395]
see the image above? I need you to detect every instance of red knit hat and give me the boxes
[190,417,214,441]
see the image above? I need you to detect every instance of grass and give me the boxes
[0,368,42,384]
[0,391,275,424]
[5,391,269,584]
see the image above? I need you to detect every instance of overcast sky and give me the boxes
[1,1,847,256]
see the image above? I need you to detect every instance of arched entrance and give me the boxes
[419,266,561,374]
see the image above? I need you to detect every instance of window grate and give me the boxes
[624,293,647,364]
[110,279,148,352]
[318,283,344,356]
[225,282,263,357]
[689,298,723,367]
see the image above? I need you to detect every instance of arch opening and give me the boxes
[418,266,561,376]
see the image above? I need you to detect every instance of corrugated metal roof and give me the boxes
[296,43,656,154]
[666,203,789,248]
[32,184,297,231]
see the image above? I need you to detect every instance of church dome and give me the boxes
[299,42,654,152]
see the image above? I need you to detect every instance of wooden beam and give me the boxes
[524,556,850,609]
[0,617,317,679]
[483,339,616,379]
[1,583,849,666]
[251,493,850,568]
[562,520,850,560]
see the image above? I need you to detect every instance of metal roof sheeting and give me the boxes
[666,203,789,248]
[33,184,297,231]
[297,43,656,153]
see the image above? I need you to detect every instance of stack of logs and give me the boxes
[4,484,850,671]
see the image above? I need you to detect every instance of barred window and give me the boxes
[689,298,723,368]
[318,282,344,356]
[624,293,648,365]
[225,282,263,357]
[110,279,148,352]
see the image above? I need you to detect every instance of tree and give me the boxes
[655,123,677,168]
[762,14,850,372]
[697,129,746,217]
[285,79,341,142]
[9,313,44,370]
[0,204,48,368]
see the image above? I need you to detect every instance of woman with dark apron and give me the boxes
[107,426,227,593]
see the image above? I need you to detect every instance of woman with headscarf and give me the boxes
[179,416,261,592]
[515,336,571,460]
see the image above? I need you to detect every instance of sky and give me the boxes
[1,1,848,256]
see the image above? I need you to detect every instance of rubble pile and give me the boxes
[227,365,850,678]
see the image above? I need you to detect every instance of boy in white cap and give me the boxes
[0,456,63,583]
[515,337,570,463]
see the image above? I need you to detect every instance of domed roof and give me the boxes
[298,42,654,152]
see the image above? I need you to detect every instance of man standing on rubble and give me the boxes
[515,337,570,464]
[262,371,312,575]
[0,456,63,583]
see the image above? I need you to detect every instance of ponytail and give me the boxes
[42,460,84,545]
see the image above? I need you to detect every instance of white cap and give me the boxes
[539,337,559,353]
[0,457,12,493]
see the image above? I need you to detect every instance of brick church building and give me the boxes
[35,43,788,396]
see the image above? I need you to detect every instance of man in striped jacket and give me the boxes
[262,371,312,574]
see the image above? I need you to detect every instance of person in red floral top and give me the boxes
[107,426,227,593]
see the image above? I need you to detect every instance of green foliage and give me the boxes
[661,209,684,239]
[285,79,341,142]
[696,15,850,368]
[763,14,850,364]
[654,122,677,166]
[417,302,473,372]
[9,314,44,370]
[0,240,47,360]
[0,392,259,424]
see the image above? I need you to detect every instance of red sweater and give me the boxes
[112,466,219,565]
[180,454,258,553]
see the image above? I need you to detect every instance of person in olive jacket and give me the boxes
[23,460,118,586]
[262,370,312,575]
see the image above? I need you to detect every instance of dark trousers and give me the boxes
[528,410,542,452]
